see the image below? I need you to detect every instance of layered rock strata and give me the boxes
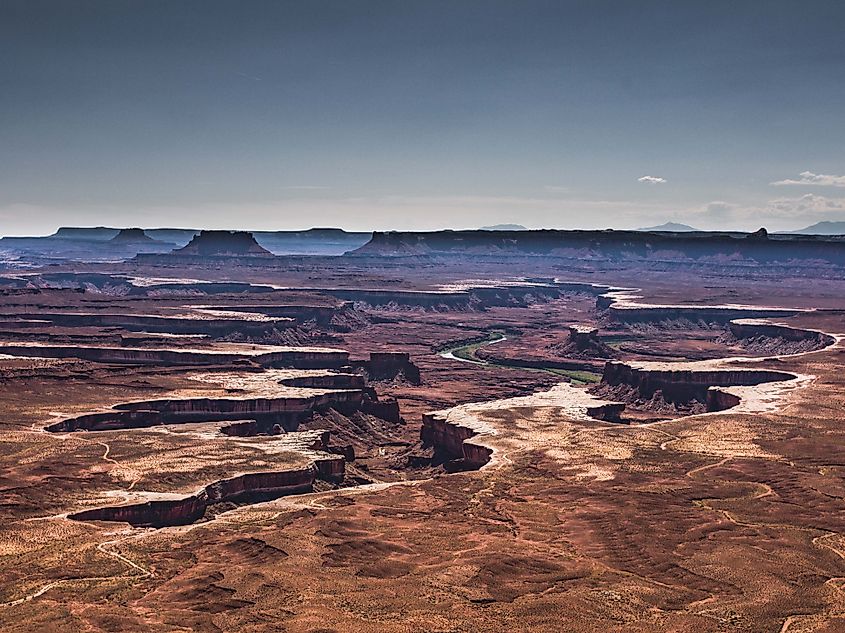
[597,360,796,413]
[352,352,421,384]
[0,342,349,368]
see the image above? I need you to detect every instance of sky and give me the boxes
[2,0,845,236]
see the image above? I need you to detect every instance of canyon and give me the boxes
[1,228,845,632]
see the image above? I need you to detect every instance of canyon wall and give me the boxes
[69,464,323,528]
[0,343,350,369]
[729,320,834,345]
[420,412,492,469]
[600,361,794,410]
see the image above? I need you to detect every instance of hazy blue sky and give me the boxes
[2,0,844,235]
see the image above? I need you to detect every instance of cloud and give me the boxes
[764,193,845,217]
[770,171,845,187]
[680,194,845,232]
[702,200,734,220]
[637,176,666,184]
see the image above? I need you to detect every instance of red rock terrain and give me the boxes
[1,243,845,632]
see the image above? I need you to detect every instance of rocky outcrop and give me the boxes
[720,320,835,356]
[67,427,350,527]
[216,304,345,326]
[352,352,421,384]
[279,373,366,389]
[550,325,617,360]
[586,403,626,422]
[45,366,404,432]
[70,494,209,527]
[360,398,402,424]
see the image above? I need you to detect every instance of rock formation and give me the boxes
[551,325,617,359]
[350,228,845,265]
[173,230,274,257]
[352,352,421,384]
[109,228,156,243]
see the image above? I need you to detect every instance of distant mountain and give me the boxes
[637,222,699,232]
[480,224,527,231]
[784,221,845,235]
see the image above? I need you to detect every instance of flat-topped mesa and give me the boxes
[109,227,156,243]
[51,226,119,241]
[597,360,795,412]
[173,230,274,257]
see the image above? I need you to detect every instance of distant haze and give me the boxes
[1,1,844,236]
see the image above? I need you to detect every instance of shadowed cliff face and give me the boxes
[44,390,370,433]
[69,464,328,527]
[596,361,795,411]
[420,411,493,470]
[352,229,845,265]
